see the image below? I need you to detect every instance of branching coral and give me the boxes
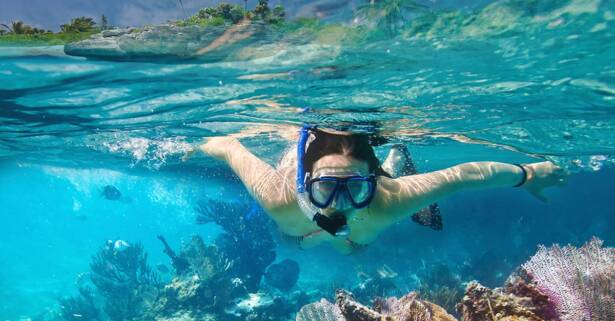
[520,237,614,321]
[59,286,100,321]
[89,241,161,321]
[195,199,276,291]
[176,235,233,281]
[151,235,247,318]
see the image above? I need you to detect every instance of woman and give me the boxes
[199,126,566,255]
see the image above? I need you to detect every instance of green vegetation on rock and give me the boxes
[175,0,285,27]
[0,32,97,46]
[0,17,101,46]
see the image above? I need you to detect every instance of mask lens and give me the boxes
[311,180,338,206]
[346,179,372,205]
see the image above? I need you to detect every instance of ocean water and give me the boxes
[0,0,614,320]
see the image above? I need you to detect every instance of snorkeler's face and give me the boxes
[311,155,371,215]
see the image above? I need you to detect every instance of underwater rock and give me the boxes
[264,259,300,292]
[373,292,458,321]
[296,289,457,321]
[101,185,121,200]
[64,22,275,61]
[456,281,552,321]
[504,276,559,321]
[335,289,385,320]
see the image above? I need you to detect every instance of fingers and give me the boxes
[552,166,568,186]
[182,148,197,162]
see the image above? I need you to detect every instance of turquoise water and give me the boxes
[1,1,614,320]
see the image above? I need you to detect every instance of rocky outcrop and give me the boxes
[456,279,559,321]
[296,289,458,321]
[64,22,276,61]
[264,259,300,292]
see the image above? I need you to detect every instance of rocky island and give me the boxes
[62,1,298,61]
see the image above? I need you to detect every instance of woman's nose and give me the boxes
[331,190,351,210]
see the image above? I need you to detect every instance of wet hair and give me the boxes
[304,129,392,178]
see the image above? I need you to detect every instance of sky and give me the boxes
[0,0,490,31]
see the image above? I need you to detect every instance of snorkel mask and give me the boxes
[296,126,377,236]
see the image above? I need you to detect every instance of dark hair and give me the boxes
[303,129,392,177]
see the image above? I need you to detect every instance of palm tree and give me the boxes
[11,21,32,34]
[0,23,11,33]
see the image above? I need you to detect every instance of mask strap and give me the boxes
[296,125,316,193]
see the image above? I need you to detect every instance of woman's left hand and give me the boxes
[522,161,567,202]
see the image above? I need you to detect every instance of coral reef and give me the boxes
[460,249,514,288]
[352,264,400,304]
[157,235,190,275]
[151,235,242,318]
[296,289,457,321]
[458,237,614,321]
[195,199,276,292]
[89,240,161,321]
[153,198,317,320]
[58,286,100,321]
[153,233,310,321]
[264,259,300,292]
[415,263,464,316]
[456,281,556,321]
[520,237,614,321]
[296,299,345,321]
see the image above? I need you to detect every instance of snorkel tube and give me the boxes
[296,125,350,237]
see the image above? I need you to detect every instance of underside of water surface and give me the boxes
[0,0,614,321]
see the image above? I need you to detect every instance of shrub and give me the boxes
[60,17,96,33]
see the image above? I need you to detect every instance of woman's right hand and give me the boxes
[198,136,240,161]
[522,161,567,202]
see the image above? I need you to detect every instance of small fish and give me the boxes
[376,264,398,279]
[102,185,121,200]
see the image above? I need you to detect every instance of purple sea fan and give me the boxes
[521,237,614,321]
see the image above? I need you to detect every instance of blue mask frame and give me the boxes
[306,174,376,209]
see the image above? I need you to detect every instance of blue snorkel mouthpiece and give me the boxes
[296,125,350,237]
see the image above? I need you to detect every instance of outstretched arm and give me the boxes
[375,161,566,220]
[199,137,296,213]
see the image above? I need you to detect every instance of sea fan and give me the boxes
[296,299,345,321]
[521,237,615,321]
